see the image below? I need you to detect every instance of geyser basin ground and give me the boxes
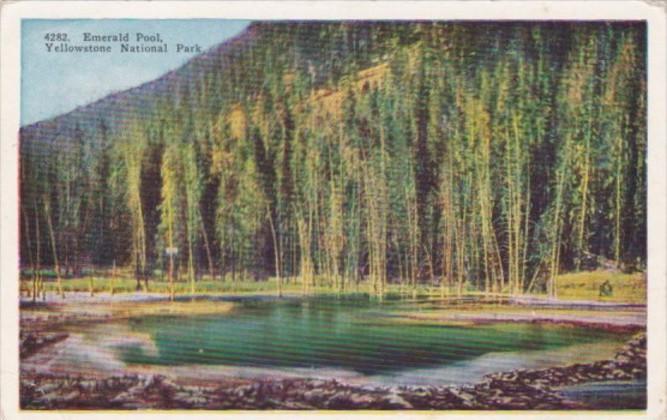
[21,297,640,387]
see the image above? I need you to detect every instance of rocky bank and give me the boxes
[20,333,646,410]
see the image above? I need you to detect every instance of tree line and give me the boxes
[19,22,646,299]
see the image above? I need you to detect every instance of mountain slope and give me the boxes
[19,21,646,297]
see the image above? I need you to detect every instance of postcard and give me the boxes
[1,1,666,419]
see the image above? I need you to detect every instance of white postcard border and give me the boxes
[1,2,665,419]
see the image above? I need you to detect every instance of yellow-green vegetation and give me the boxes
[110,300,236,318]
[20,298,236,324]
[372,303,645,332]
[20,274,460,298]
[394,305,643,323]
[20,269,646,305]
[555,270,646,304]
[21,270,646,311]
[22,276,295,296]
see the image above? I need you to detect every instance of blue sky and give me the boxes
[21,19,250,126]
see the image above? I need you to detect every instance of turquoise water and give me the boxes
[118,298,628,376]
[559,380,646,409]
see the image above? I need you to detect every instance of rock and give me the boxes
[383,393,413,409]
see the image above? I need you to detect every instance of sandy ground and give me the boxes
[20,294,237,329]
[393,307,645,331]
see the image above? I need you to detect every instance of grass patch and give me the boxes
[20,275,457,298]
[555,270,646,304]
[19,270,646,305]
[22,277,303,295]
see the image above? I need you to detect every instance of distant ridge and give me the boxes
[20,22,263,142]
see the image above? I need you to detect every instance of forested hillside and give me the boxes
[19,22,646,298]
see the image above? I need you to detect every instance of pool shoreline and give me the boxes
[19,332,646,410]
[20,291,646,331]
[19,294,647,410]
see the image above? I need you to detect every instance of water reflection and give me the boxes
[117,298,629,377]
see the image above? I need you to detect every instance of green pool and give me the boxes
[115,297,629,377]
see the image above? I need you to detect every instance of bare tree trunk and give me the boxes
[89,274,94,297]
[199,208,215,280]
[267,208,282,297]
[169,253,175,301]
[189,235,196,296]
[575,125,592,271]
[44,199,64,299]
[33,201,44,301]
[110,260,116,295]
[22,206,36,302]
